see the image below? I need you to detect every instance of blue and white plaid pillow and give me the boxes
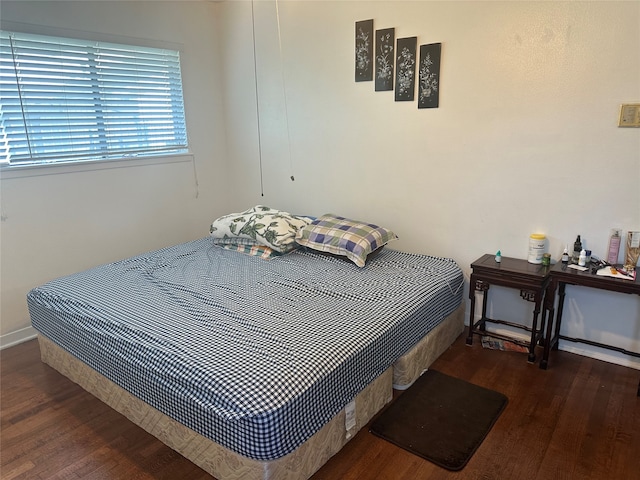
[296,214,397,267]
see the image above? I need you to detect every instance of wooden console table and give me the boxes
[467,254,551,363]
[540,262,640,395]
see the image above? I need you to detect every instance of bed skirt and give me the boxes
[38,334,392,480]
[37,303,464,480]
[392,303,465,389]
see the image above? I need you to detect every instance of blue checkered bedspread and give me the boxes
[28,238,463,460]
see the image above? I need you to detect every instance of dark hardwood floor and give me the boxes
[1,334,639,479]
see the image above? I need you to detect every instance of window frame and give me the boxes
[0,22,191,177]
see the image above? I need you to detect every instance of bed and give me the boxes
[28,210,464,480]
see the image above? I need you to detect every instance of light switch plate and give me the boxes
[618,104,640,127]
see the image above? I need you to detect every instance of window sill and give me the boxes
[0,153,194,180]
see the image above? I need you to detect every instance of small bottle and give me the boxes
[572,235,582,264]
[495,250,501,263]
[561,246,569,263]
[578,249,586,266]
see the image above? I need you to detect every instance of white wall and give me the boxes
[0,1,232,344]
[1,1,639,370]
[218,0,640,368]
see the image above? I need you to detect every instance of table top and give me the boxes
[471,254,551,280]
[549,261,640,294]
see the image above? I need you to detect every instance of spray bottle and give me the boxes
[607,229,621,265]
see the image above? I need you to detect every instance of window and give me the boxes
[0,31,188,168]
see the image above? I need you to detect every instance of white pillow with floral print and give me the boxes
[210,205,312,253]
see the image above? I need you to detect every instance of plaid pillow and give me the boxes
[296,214,397,267]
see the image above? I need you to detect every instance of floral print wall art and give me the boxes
[355,19,374,82]
[355,18,441,109]
[418,43,441,109]
[395,37,417,101]
[375,28,395,91]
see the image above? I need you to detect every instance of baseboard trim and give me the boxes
[558,344,640,370]
[0,326,38,350]
[476,323,640,370]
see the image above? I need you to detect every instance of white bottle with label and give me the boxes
[528,233,546,264]
[578,249,587,266]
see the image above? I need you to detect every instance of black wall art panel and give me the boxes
[418,43,441,109]
[356,18,442,111]
[395,37,417,101]
[355,19,374,82]
[375,28,395,91]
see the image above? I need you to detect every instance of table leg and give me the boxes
[538,308,547,346]
[520,289,541,363]
[540,278,557,370]
[479,283,489,332]
[528,301,541,363]
[466,274,477,346]
[467,277,490,345]
[537,283,549,347]
[553,282,566,351]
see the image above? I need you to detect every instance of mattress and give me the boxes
[28,238,463,462]
[37,304,464,480]
[38,335,394,480]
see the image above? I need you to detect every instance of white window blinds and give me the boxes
[0,31,188,166]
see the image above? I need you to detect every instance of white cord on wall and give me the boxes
[274,0,296,183]
[251,0,265,196]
